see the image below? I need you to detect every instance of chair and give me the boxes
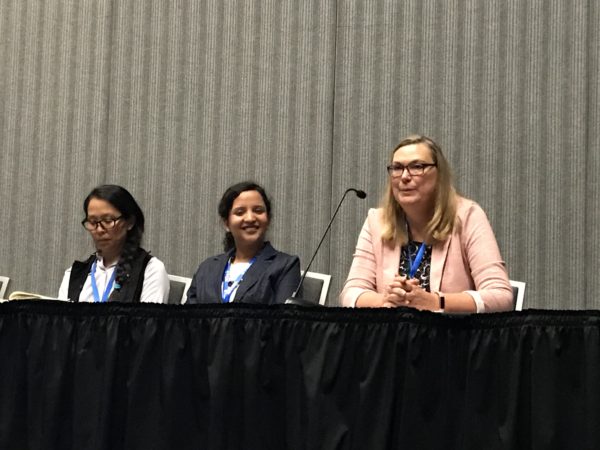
[0,276,9,300]
[167,275,192,305]
[510,280,526,311]
[298,271,331,305]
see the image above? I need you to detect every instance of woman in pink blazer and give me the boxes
[340,135,513,313]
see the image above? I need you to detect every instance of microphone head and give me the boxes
[345,188,367,199]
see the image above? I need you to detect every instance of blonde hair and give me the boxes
[380,135,457,245]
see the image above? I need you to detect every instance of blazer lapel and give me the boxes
[381,241,401,288]
[430,235,452,292]
[234,243,276,300]
[210,252,233,301]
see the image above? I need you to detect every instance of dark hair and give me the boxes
[218,181,271,251]
[84,184,145,292]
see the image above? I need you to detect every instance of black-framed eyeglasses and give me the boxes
[81,216,123,231]
[386,162,437,177]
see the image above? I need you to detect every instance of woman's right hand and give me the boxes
[355,276,419,308]
[382,275,412,307]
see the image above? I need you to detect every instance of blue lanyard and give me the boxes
[90,260,117,303]
[221,257,256,303]
[408,242,427,279]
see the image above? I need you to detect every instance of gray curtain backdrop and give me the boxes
[0,0,598,308]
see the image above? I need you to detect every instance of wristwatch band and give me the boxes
[437,292,445,310]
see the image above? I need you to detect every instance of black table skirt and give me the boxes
[0,300,598,450]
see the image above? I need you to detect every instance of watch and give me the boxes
[437,292,445,311]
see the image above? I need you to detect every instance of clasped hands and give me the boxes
[382,275,439,311]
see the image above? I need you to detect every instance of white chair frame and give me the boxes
[301,271,331,306]
[167,274,192,304]
[0,276,9,300]
[509,280,526,311]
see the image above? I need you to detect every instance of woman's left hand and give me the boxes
[388,278,440,311]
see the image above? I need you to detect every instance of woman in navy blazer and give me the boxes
[186,181,301,304]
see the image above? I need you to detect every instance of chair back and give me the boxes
[298,271,331,305]
[0,276,9,299]
[167,275,192,304]
[509,280,526,311]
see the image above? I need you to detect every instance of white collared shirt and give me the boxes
[58,255,170,303]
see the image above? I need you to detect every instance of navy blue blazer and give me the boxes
[186,242,301,305]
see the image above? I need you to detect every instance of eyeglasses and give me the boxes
[386,162,437,177]
[81,217,123,231]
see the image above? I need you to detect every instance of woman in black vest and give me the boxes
[58,184,170,303]
[186,181,300,304]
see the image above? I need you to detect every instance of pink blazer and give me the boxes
[340,197,513,312]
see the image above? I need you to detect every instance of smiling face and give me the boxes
[390,143,438,211]
[224,190,270,251]
[85,197,132,259]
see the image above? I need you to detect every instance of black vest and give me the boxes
[67,249,152,303]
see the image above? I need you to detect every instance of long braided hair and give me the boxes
[84,185,145,295]
[218,181,272,252]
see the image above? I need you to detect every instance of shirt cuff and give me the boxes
[465,290,485,313]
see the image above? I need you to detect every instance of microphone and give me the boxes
[285,188,367,306]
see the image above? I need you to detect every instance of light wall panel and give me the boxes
[0,0,111,296]
[104,0,337,283]
[331,0,597,308]
[0,0,597,310]
[584,1,600,309]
